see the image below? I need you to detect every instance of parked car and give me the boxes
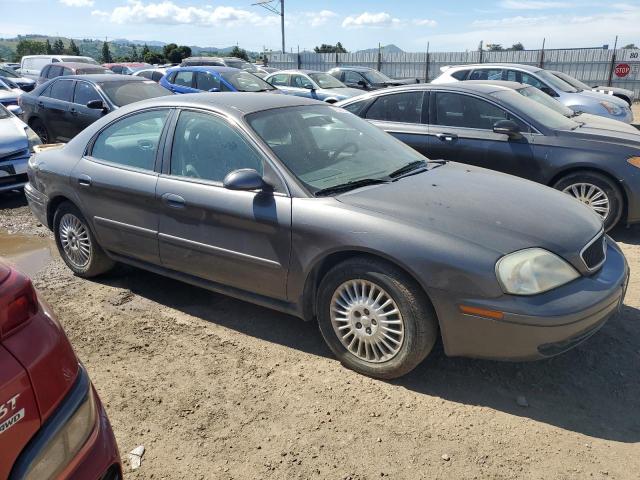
[550,70,636,106]
[132,67,168,82]
[25,93,628,379]
[19,55,98,80]
[264,70,363,103]
[432,63,633,123]
[253,65,279,78]
[0,259,122,479]
[160,66,278,94]
[0,78,23,109]
[180,56,259,72]
[327,66,420,90]
[0,66,36,92]
[103,62,152,75]
[0,62,20,71]
[20,74,172,143]
[37,62,113,85]
[337,82,640,230]
[465,80,640,134]
[0,103,41,192]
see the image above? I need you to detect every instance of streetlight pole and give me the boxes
[252,0,285,54]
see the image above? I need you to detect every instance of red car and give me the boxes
[0,260,122,479]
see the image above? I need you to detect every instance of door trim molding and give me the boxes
[94,216,157,239]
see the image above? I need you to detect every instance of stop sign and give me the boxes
[615,63,631,77]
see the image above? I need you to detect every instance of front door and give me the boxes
[70,80,107,138]
[71,108,172,264]
[427,91,536,179]
[157,109,291,300]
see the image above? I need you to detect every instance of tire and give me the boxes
[553,171,624,232]
[29,118,50,144]
[316,257,438,379]
[53,202,114,277]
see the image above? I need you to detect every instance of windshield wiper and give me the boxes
[388,160,430,179]
[315,178,389,197]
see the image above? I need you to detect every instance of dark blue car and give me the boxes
[159,66,279,94]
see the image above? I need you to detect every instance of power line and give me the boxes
[252,0,284,54]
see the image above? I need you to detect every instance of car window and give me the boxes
[519,72,545,90]
[47,66,62,78]
[268,73,289,86]
[344,71,364,85]
[291,74,314,89]
[91,109,169,170]
[98,80,171,107]
[49,79,75,102]
[111,66,123,74]
[365,92,424,124]
[434,92,520,130]
[342,100,368,115]
[170,110,263,183]
[166,71,177,83]
[220,71,274,92]
[469,69,503,81]
[450,69,470,81]
[74,82,102,105]
[195,72,220,91]
[173,70,194,87]
[138,70,152,79]
[152,71,164,82]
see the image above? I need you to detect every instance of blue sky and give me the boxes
[3,0,640,52]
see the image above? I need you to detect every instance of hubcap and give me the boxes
[562,183,610,220]
[330,279,404,363]
[59,213,91,268]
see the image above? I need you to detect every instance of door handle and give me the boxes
[70,108,78,116]
[162,193,186,208]
[37,101,44,107]
[77,174,92,187]
[436,133,458,142]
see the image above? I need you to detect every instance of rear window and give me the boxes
[98,80,172,107]
[451,69,470,81]
[219,71,274,92]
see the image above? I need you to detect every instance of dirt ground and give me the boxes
[1,190,639,480]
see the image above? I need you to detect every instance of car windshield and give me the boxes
[308,73,346,89]
[220,71,275,91]
[61,57,98,65]
[247,104,429,194]
[0,104,10,119]
[362,70,393,84]
[0,67,19,78]
[536,69,578,93]
[491,89,579,130]
[553,71,591,91]
[225,59,257,72]
[98,80,172,107]
[0,79,10,91]
[517,85,574,117]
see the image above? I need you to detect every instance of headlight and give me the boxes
[600,101,623,116]
[23,390,96,480]
[496,248,579,295]
[25,126,42,152]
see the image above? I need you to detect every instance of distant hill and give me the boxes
[355,44,405,55]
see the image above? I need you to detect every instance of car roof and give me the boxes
[461,80,526,90]
[447,63,541,72]
[357,82,514,95]
[48,62,108,70]
[269,69,321,74]
[330,66,375,72]
[168,66,240,74]
[62,74,146,83]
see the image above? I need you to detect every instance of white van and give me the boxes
[19,55,98,79]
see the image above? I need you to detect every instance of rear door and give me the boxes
[70,80,106,137]
[171,70,199,94]
[195,71,221,92]
[39,79,76,142]
[426,91,536,178]
[362,90,429,155]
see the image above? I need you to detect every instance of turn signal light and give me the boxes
[627,157,640,169]
[459,305,504,320]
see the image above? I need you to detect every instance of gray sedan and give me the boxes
[0,103,41,192]
[25,93,629,378]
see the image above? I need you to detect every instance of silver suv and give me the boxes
[432,63,633,123]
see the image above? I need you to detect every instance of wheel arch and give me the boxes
[46,195,75,229]
[612,93,632,106]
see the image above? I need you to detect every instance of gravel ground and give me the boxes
[1,190,639,480]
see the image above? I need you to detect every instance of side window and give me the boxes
[111,66,122,74]
[166,71,177,83]
[434,92,521,130]
[450,69,470,81]
[173,71,194,87]
[152,72,164,82]
[344,71,364,85]
[195,72,220,91]
[49,80,75,102]
[291,74,313,89]
[468,69,503,81]
[342,100,368,115]
[520,72,545,89]
[23,58,34,70]
[504,70,518,82]
[61,67,72,76]
[170,110,263,183]
[268,74,289,86]
[49,66,63,78]
[365,92,424,124]
[74,82,101,105]
[91,110,169,170]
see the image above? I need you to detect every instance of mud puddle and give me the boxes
[0,230,56,277]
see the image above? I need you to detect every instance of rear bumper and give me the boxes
[432,241,629,360]
[24,182,48,226]
[0,154,29,192]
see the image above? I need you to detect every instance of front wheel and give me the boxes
[317,257,438,379]
[553,172,624,231]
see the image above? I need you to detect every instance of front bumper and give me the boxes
[0,154,29,192]
[431,241,629,360]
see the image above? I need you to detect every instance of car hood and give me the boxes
[321,87,364,98]
[336,162,601,258]
[575,112,640,133]
[558,124,640,147]
[577,89,629,107]
[0,116,28,156]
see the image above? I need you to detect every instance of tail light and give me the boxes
[0,264,39,338]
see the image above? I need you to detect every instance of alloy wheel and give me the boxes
[59,213,92,268]
[562,182,610,220]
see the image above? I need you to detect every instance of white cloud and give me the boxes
[60,0,94,6]
[499,1,574,9]
[342,12,401,29]
[92,1,278,27]
[413,18,438,27]
[306,10,338,28]
[472,15,549,28]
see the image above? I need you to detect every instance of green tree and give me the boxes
[143,51,164,64]
[622,43,638,49]
[52,38,65,54]
[69,39,80,56]
[45,39,52,54]
[314,43,347,53]
[15,39,46,60]
[163,44,191,63]
[101,41,113,63]
[131,44,139,61]
[141,43,150,58]
[508,42,524,51]
[230,45,249,61]
[485,43,504,51]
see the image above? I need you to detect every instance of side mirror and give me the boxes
[493,120,522,139]
[7,105,23,116]
[540,86,558,97]
[357,80,367,88]
[223,169,268,191]
[86,99,107,112]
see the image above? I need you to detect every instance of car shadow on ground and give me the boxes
[610,223,640,245]
[96,264,640,443]
[0,191,28,209]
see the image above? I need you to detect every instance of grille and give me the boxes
[581,233,606,271]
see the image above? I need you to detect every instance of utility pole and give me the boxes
[252,0,285,54]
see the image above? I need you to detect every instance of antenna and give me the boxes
[252,0,285,54]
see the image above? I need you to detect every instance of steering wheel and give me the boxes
[330,142,359,161]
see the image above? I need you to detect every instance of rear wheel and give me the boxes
[317,257,438,379]
[53,202,114,277]
[29,118,50,144]
[554,171,623,231]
